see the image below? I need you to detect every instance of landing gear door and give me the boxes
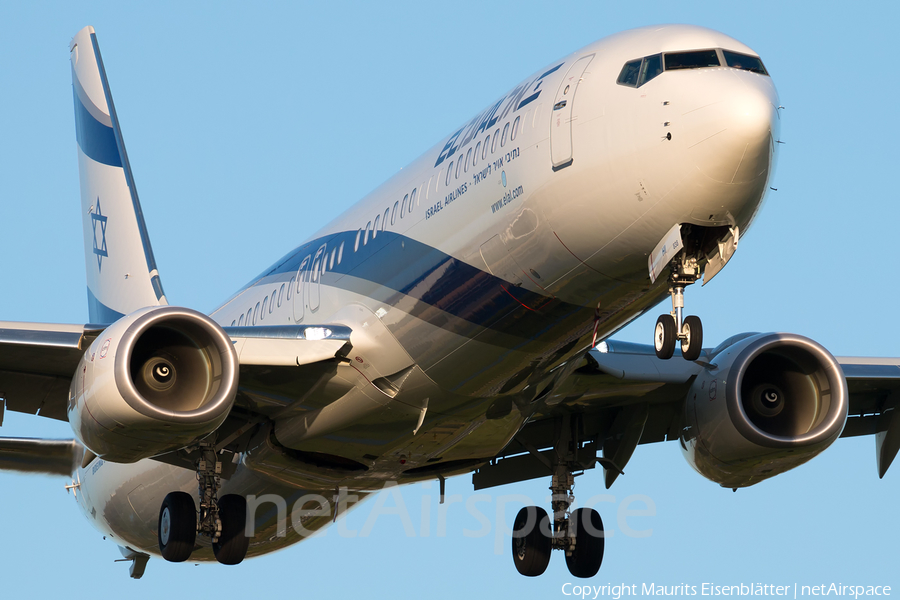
[648,224,683,284]
[702,226,739,286]
[550,55,594,169]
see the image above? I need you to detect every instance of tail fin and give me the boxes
[70,26,167,323]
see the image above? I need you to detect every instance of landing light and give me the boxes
[304,327,332,341]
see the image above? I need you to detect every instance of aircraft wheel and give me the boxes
[512,506,551,577]
[158,491,196,562]
[680,315,703,361]
[213,494,250,565]
[565,507,605,578]
[654,314,676,360]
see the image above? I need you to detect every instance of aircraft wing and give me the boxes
[0,322,100,422]
[473,341,900,491]
[0,321,352,425]
[833,356,900,477]
[0,437,84,475]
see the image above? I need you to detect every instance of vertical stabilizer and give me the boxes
[70,26,167,323]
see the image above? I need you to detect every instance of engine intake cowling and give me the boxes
[682,333,848,488]
[68,306,239,463]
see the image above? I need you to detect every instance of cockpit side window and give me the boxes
[664,50,720,70]
[616,59,642,87]
[638,54,663,86]
[722,50,768,75]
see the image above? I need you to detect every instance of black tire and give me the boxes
[512,506,551,577]
[680,315,703,361]
[654,314,676,360]
[213,494,250,565]
[158,491,196,562]
[565,507,605,578]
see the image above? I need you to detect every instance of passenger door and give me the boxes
[292,255,310,322]
[308,244,328,312]
[550,55,594,168]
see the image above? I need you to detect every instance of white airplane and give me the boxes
[1,23,895,580]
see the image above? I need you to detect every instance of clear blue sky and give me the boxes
[2,1,899,597]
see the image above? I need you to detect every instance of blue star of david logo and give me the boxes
[91,198,108,271]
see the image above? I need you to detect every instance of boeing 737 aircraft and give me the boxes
[2,24,897,580]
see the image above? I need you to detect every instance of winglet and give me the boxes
[71,26,167,323]
[876,395,900,478]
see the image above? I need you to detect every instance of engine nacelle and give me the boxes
[68,306,239,463]
[682,333,848,488]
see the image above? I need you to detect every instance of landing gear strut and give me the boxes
[511,415,604,578]
[654,254,703,361]
[157,442,249,565]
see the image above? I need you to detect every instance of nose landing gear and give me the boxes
[654,256,703,361]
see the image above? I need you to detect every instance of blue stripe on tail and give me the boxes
[72,87,121,167]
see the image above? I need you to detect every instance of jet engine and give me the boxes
[681,333,848,488]
[68,306,239,463]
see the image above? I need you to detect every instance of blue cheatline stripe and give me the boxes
[252,230,589,342]
[87,286,125,324]
[73,86,122,167]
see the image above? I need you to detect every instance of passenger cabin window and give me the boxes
[723,50,768,75]
[382,208,389,230]
[511,116,520,141]
[373,214,380,238]
[501,122,510,147]
[391,200,399,225]
[445,162,453,186]
[238,314,244,326]
[482,136,489,160]
[464,148,472,172]
[364,221,371,245]
[288,276,294,300]
[401,194,408,218]
[474,141,481,164]
[617,59,641,86]
[409,188,417,212]
[664,50,720,70]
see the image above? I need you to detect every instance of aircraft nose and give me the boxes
[681,76,779,185]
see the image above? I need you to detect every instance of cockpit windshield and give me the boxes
[722,50,768,75]
[664,50,720,70]
[616,47,768,88]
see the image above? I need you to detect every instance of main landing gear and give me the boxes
[654,255,703,361]
[511,415,604,578]
[158,442,250,565]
